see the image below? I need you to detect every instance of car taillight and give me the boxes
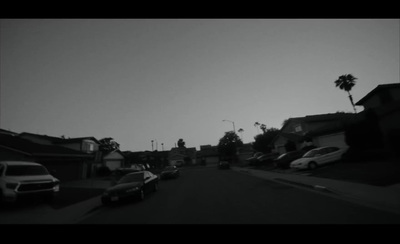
[6,182,19,190]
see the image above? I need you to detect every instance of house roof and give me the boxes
[19,132,65,143]
[0,128,19,136]
[0,134,93,158]
[281,112,355,132]
[54,137,100,144]
[355,83,400,105]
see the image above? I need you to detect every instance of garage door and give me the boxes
[316,132,348,148]
[105,160,121,171]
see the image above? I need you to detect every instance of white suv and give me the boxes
[0,161,60,203]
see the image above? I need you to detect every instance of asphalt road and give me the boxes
[78,166,400,224]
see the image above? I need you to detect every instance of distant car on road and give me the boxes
[0,161,60,203]
[218,160,230,169]
[160,166,180,180]
[290,146,348,170]
[274,151,305,169]
[101,171,159,205]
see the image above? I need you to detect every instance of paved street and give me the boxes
[78,166,400,224]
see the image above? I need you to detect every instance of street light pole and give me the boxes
[222,119,236,133]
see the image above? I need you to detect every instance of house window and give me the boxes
[89,143,94,152]
[294,124,302,133]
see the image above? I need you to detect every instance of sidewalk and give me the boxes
[231,166,400,216]
[0,178,109,224]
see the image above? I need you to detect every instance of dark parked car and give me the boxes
[274,151,305,169]
[256,152,279,164]
[160,166,180,180]
[110,167,142,186]
[246,152,264,165]
[218,160,230,169]
[101,171,159,205]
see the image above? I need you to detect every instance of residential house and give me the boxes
[272,113,356,154]
[169,147,197,166]
[124,150,169,169]
[0,133,94,181]
[197,145,219,165]
[355,83,400,156]
[102,150,125,171]
[19,132,102,178]
[236,143,254,163]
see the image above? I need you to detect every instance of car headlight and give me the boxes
[6,182,19,190]
[53,179,60,192]
[126,187,139,193]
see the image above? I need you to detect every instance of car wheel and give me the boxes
[154,182,158,192]
[308,162,317,170]
[138,189,145,201]
[43,194,54,203]
[101,197,111,205]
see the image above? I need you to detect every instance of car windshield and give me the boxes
[277,153,288,160]
[6,165,49,176]
[164,166,176,170]
[303,149,321,158]
[118,172,144,184]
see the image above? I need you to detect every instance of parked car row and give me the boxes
[101,165,180,205]
[247,146,349,171]
[246,152,279,166]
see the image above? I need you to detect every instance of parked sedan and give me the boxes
[246,152,264,165]
[101,171,159,205]
[290,146,348,170]
[257,152,279,164]
[110,167,142,186]
[160,166,180,180]
[274,151,305,169]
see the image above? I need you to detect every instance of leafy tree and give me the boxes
[260,124,267,134]
[99,137,120,153]
[177,138,186,148]
[217,131,243,158]
[334,74,357,113]
[252,128,279,153]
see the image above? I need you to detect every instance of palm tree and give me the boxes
[334,74,357,113]
[260,124,267,134]
[254,122,260,134]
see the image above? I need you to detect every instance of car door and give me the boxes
[325,147,340,163]
[321,147,338,164]
[317,148,330,165]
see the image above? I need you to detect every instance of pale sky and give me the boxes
[1,19,399,151]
